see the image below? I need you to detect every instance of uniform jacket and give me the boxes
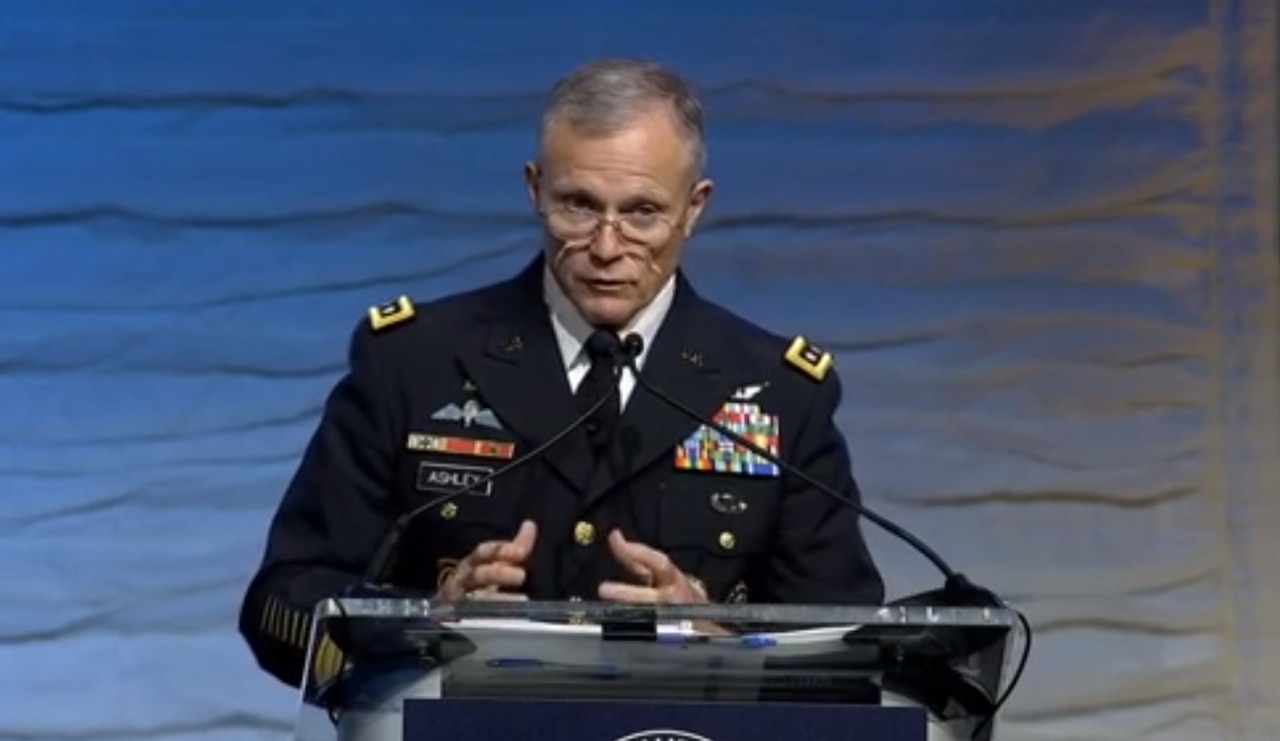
[239,255,884,687]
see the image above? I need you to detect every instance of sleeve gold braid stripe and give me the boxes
[280,602,292,645]
[288,607,305,649]
[262,596,280,639]
[258,596,270,634]
[260,595,314,649]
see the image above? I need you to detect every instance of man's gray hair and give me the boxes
[540,58,707,177]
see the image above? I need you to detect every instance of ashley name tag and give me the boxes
[416,462,494,496]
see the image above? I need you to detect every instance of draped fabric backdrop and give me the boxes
[0,2,1276,740]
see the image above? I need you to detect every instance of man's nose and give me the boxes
[587,218,627,259]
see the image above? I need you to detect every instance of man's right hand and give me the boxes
[435,520,537,602]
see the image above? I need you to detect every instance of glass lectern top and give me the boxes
[293,598,1024,741]
[313,597,1017,627]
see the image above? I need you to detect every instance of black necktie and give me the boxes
[576,329,621,451]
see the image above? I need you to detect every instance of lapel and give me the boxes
[580,274,750,508]
[455,258,597,494]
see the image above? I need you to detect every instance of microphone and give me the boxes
[617,332,1030,737]
[359,337,644,588]
[620,332,988,601]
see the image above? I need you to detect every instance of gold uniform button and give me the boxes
[717,531,737,551]
[574,521,596,546]
[440,502,458,519]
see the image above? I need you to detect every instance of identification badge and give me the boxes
[416,462,495,496]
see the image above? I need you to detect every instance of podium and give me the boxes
[292,598,1023,741]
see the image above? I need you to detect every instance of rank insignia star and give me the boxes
[367,295,415,331]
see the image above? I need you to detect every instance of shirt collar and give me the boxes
[543,264,676,372]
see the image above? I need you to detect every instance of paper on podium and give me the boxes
[442,617,867,680]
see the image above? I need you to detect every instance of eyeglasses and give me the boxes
[541,203,676,246]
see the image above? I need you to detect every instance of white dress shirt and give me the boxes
[543,266,676,410]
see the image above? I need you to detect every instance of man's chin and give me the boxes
[573,294,641,329]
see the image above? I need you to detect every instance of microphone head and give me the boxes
[622,333,645,358]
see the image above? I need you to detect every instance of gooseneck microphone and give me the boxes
[359,338,643,587]
[618,333,988,601]
[616,332,1030,738]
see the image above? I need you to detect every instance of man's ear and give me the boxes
[524,161,541,210]
[682,178,715,237]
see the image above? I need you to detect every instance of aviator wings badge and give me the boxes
[730,382,768,401]
[431,399,502,430]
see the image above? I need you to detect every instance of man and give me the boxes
[240,58,884,688]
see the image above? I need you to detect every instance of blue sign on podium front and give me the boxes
[404,697,926,741]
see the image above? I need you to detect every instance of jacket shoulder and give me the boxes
[350,280,508,350]
[702,303,838,387]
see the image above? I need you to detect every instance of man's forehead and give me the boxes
[539,110,694,174]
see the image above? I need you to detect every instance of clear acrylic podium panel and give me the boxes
[294,598,1023,741]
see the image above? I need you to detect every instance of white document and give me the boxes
[444,618,865,671]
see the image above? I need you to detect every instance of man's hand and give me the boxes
[435,520,537,602]
[597,529,708,604]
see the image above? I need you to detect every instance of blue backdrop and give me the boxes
[2,2,1278,740]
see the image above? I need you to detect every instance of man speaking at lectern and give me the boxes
[240,58,884,687]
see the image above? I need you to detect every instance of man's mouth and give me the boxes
[583,277,632,291]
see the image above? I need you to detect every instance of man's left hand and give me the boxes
[598,529,708,604]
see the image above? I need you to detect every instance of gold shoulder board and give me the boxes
[367,295,415,331]
[783,335,833,382]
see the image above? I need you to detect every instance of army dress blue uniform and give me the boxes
[239,256,884,688]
